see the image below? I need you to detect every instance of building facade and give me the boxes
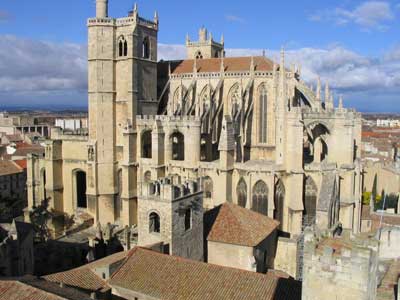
[26,0,362,241]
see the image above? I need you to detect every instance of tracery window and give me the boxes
[196,51,203,59]
[118,36,128,57]
[259,86,268,143]
[237,178,247,208]
[252,180,268,216]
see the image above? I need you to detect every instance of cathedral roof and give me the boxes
[108,247,300,300]
[207,203,279,247]
[166,56,275,74]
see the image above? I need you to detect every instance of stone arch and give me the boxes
[252,180,268,216]
[73,169,87,209]
[203,176,213,199]
[141,130,152,158]
[303,176,317,227]
[170,131,185,161]
[274,179,285,226]
[257,83,268,143]
[236,178,247,208]
[304,123,330,164]
[149,211,160,233]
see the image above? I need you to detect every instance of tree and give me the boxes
[29,198,52,242]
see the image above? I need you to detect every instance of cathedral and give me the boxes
[26,0,363,246]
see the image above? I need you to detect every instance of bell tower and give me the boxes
[186,27,225,59]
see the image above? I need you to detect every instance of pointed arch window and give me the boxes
[237,178,247,208]
[118,36,128,57]
[259,87,268,143]
[252,180,268,216]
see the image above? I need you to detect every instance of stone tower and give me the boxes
[87,1,159,224]
[186,27,224,59]
[137,176,204,261]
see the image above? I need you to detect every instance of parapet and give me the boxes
[140,175,202,202]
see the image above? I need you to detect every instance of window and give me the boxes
[252,180,268,216]
[203,176,213,198]
[141,130,152,158]
[195,51,203,59]
[184,208,191,231]
[259,86,268,143]
[170,132,185,161]
[118,36,128,57]
[149,212,160,233]
[237,178,247,208]
[142,36,150,59]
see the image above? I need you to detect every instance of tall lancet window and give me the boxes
[259,86,268,143]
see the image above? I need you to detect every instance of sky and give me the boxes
[0,0,399,112]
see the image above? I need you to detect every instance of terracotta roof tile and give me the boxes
[44,250,127,292]
[207,203,279,247]
[14,159,27,169]
[169,56,275,74]
[109,247,301,300]
[0,276,92,300]
[0,160,23,176]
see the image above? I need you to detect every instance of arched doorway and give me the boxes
[252,180,268,216]
[303,176,317,227]
[75,170,87,209]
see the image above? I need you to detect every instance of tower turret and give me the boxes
[96,0,108,18]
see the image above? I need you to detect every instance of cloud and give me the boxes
[0,10,13,22]
[0,35,399,111]
[309,1,395,31]
[0,35,86,95]
[225,14,245,24]
[158,43,400,110]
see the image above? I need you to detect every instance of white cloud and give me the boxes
[225,14,245,24]
[310,1,395,31]
[1,35,399,111]
[0,35,86,93]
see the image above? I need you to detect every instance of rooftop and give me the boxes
[207,203,279,247]
[0,160,23,176]
[109,247,300,300]
[166,56,276,75]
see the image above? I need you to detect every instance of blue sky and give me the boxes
[0,0,399,112]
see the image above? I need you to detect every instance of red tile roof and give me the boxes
[44,250,127,292]
[169,56,275,74]
[0,276,92,300]
[109,247,300,300]
[0,160,23,176]
[208,203,279,247]
[14,159,27,169]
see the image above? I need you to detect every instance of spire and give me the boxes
[297,63,302,76]
[209,31,213,41]
[316,76,321,102]
[325,81,330,103]
[221,34,224,45]
[168,62,171,76]
[134,3,138,12]
[262,49,266,57]
[339,95,343,109]
[186,33,190,44]
[154,11,159,24]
